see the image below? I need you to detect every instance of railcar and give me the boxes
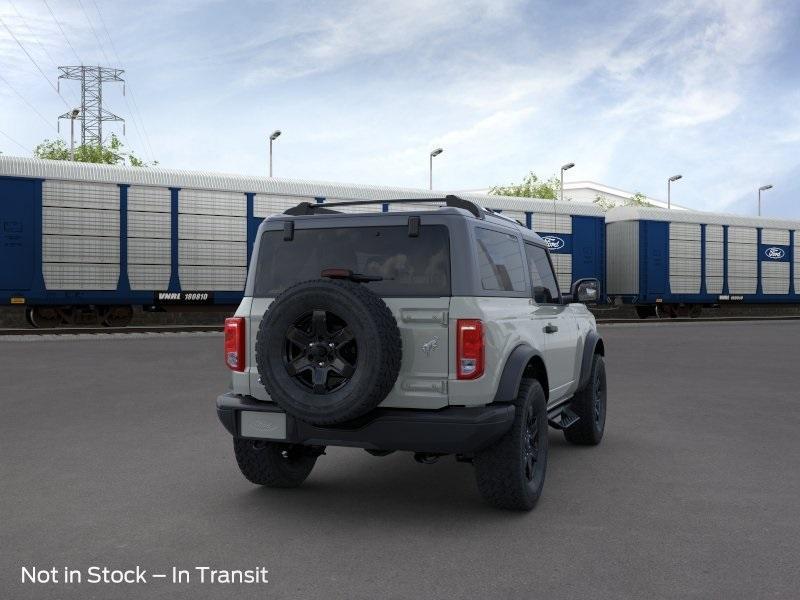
[606,206,800,317]
[0,157,606,326]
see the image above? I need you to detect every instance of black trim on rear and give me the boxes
[217,392,515,454]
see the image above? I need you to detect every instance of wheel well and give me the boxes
[522,356,549,400]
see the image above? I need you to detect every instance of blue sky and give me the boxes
[1,0,799,217]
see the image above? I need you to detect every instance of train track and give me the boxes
[0,324,223,336]
[3,315,800,336]
[597,315,800,324]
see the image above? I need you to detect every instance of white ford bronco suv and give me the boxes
[216,196,606,510]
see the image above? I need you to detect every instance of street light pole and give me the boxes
[667,174,682,209]
[69,108,80,161]
[560,162,575,203]
[758,184,773,216]
[269,130,281,177]
[429,148,443,190]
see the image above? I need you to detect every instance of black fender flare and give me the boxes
[492,344,546,404]
[577,331,604,391]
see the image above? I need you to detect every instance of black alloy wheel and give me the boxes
[283,309,357,395]
[593,364,605,426]
[523,407,541,482]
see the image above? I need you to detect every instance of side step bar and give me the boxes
[546,398,580,430]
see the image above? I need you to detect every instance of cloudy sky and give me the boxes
[1,0,799,217]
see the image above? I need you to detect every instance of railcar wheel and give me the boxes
[102,305,134,327]
[655,304,676,319]
[29,307,62,328]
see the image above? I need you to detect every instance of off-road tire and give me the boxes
[233,439,319,488]
[256,278,402,426]
[564,354,606,445]
[473,379,549,510]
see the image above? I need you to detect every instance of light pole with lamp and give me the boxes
[269,130,281,177]
[429,148,443,190]
[667,174,682,209]
[560,162,575,202]
[758,184,773,216]
[60,108,80,161]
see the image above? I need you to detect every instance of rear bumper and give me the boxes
[216,392,515,454]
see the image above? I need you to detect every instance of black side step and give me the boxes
[548,407,580,430]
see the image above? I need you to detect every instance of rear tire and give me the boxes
[473,379,548,510]
[564,354,606,446]
[233,439,320,488]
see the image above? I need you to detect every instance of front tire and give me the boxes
[233,439,320,488]
[474,379,548,510]
[564,354,607,445]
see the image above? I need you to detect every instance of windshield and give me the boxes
[254,224,451,297]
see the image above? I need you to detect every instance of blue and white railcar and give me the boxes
[606,206,800,317]
[0,156,606,326]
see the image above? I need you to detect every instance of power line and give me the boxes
[75,0,111,64]
[71,0,146,156]
[0,15,70,108]
[88,0,156,162]
[42,0,84,65]
[123,86,155,162]
[0,127,31,153]
[8,0,81,107]
[0,72,58,131]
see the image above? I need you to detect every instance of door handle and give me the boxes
[544,323,558,334]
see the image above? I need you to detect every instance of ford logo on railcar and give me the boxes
[765,247,785,260]
[542,236,565,250]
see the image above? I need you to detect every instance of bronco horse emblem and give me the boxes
[421,336,440,356]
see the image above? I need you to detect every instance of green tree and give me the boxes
[593,194,618,211]
[33,134,156,167]
[593,191,654,212]
[489,172,562,199]
[628,191,653,207]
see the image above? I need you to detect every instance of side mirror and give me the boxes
[569,278,600,304]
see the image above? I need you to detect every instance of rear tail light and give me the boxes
[456,319,484,380]
[224,317,246,371]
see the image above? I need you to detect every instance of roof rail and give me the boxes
[487,209,525,226]
[283,194,484,218]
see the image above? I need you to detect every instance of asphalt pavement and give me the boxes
[2,322,799,599]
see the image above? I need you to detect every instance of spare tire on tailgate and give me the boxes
[255,279,402,425]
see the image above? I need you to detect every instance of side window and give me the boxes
[525,243,560,304]
[475,227,527,292]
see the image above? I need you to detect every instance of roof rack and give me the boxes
[283,194,485,219]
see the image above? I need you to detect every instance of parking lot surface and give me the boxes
[2,321,799,599]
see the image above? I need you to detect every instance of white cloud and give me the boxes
[1,0,798,216]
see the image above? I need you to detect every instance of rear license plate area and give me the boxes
[240,411,287,439]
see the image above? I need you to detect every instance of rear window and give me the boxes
[254,224,451,297]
